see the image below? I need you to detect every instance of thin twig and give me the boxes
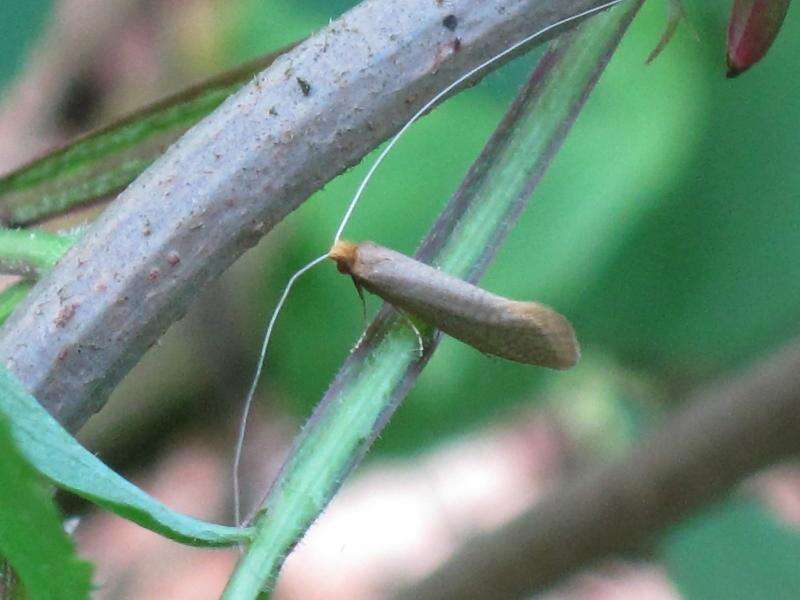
[397,336,800,599]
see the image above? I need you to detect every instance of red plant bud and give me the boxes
[727,0,791,77]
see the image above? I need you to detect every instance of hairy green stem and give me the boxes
[223,2,642,597]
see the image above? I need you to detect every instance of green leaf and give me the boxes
[0,413,93,600]
[0,281,31,326]
[0,47,292,226]
[0,366,252,547]
[0,228,77,277]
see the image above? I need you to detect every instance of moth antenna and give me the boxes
[332,0,625,243]
[232,252,327,527]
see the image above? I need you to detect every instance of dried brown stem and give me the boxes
[398,338,800,599]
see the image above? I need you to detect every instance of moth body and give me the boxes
[330,240,579,369]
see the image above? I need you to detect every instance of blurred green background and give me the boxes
[3,0,800,597]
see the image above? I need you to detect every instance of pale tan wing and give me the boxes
[330,241,579,369]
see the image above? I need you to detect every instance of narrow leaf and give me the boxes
[0,366,252,547]
[727,0,791,77]
[0,414,93,600]
[0,228,77,277]
[0,281,32,326]
[0,47,293,226]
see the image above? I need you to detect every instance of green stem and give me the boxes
[0,282,32,326]
[0,229,77,277]
[0,47,293,226]
[223,2,642,597]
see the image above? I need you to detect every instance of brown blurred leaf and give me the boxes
[727,0,791,77]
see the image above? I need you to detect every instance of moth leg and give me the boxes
[397,310,425,358]
[350,276,367,330]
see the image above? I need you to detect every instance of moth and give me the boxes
[233,1,619,523]
[329,240,579,370]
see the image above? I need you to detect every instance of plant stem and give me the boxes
[0,49,291,226]
[0,229,77,277]
[223,3,642,597]
[0,282,30,327]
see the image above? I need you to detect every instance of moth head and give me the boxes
[329,240,358,274]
